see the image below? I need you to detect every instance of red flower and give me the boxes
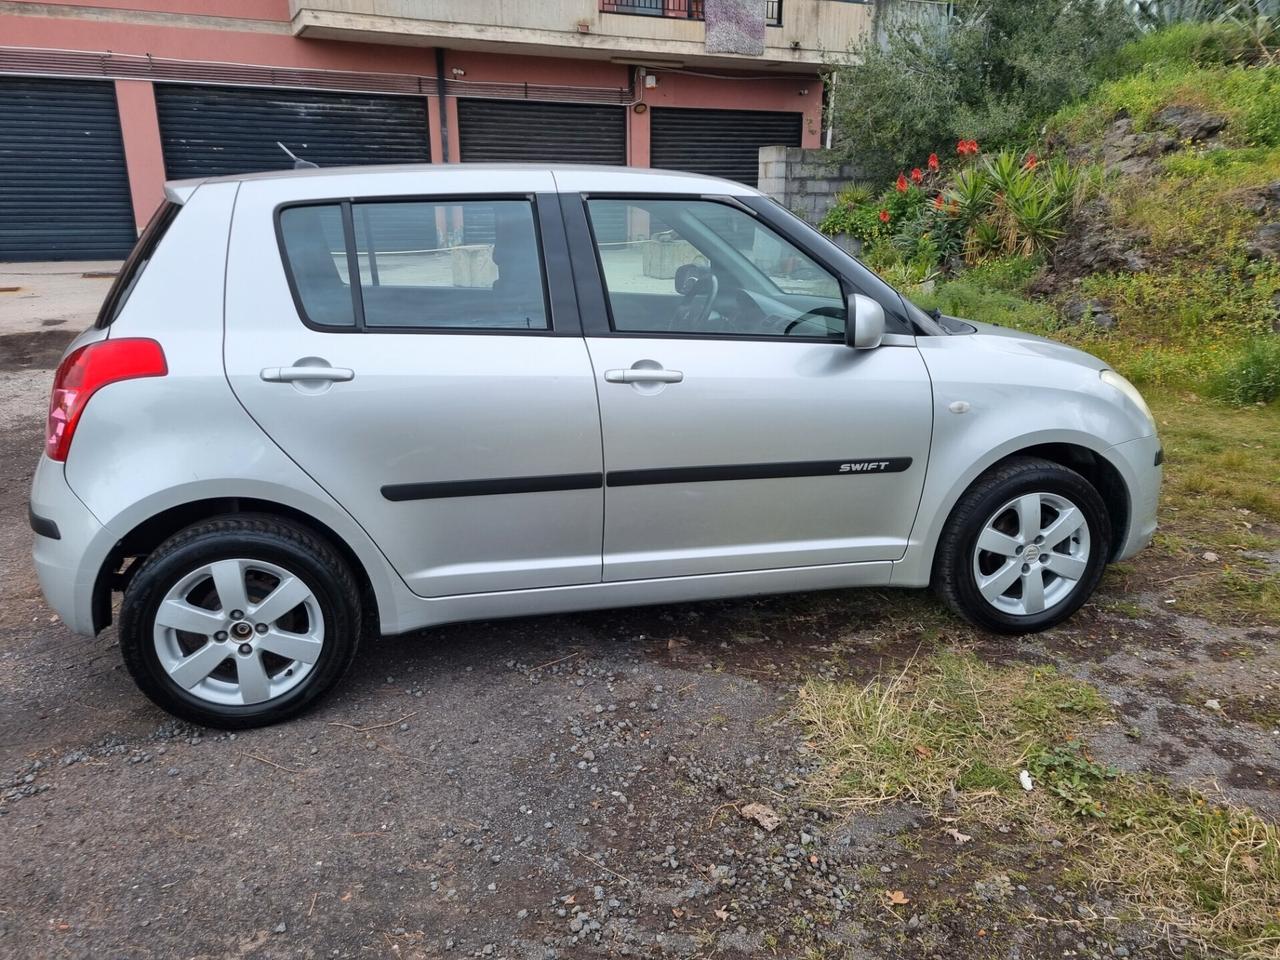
[927,152,940,171]
[1023,152,1038,170]
[896,173,909,193]
[910,167,924,184]
[956,139,980,156]
[933,194,945,209]
[878,209,890,223]
[970,139,980,154]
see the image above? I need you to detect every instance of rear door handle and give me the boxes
[604,368,683,384]
[260,365,354,383]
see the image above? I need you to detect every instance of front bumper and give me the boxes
[30,454,110,636]
[1106,434,1162,562]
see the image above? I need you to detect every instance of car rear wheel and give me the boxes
[119,516,361,728]
[933,457,1111,634]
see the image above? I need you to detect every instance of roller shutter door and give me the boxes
[650,108,803,187]
[458,99,626,241]
[155,84,429,179]
[457,99,626,165]
[0,77,137,261]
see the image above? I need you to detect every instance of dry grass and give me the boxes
[1086,786,1280,958]
[794,651,1107,812]
[794,652,1280,958]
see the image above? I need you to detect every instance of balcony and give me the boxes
[289,0,870,70]
[599,0,784,27]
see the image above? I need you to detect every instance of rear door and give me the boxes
[563,191,933,582]
[224,170,603,597]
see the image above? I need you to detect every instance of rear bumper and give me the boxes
[30,454,111,636]
[1107,434,1162,562]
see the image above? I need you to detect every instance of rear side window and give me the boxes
[95,201,180,328]
[278,198,549,332]
[278,205,355,327]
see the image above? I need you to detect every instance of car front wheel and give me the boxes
[119,516,361,728]
[933,457,1112,634]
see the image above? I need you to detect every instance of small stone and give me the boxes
[273,923,287,934]
[1204,698,1222,712]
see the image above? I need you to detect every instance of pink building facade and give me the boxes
[0,0,844,260]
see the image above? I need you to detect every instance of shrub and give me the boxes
[821,149,1086,273]
[1208,336,1280,403]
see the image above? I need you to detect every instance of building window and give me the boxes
[601,1,782,27]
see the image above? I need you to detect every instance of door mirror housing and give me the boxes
[846,293,885,350]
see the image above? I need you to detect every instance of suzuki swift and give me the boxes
[29,164,1161,728]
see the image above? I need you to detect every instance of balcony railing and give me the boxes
[600,0,782,27]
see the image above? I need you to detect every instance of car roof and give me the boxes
[164,163,761,204]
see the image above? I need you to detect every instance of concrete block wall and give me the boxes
[757,146,863,227]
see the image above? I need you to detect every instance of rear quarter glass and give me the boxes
[95,201,180,329]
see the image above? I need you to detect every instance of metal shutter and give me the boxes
[457,99,626,165]
[458,99,626,242]
[650,108,803,187]
[0,77,137,262]
[155,84,429,179]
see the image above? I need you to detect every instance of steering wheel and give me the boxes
[670,265,719,332]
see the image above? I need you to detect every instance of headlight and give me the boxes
[1100,369,1154,427]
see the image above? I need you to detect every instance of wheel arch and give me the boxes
[93,496,386,636]
[994,443,1129,561]
[897,431,1137,588]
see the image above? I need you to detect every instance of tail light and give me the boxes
[46,338,167,462]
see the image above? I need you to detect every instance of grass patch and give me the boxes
[794,651,1107,811]
[1208,337,1280,406]
[795,652,1280,958]
[1051,61,1280,149]
[1145,389,1280,623]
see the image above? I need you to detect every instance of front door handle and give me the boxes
[604,368,683,384]
[261,364,354,383]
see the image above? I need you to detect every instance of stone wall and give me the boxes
[757,146,862,227]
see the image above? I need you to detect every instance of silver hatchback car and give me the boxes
[30,164,1161,727]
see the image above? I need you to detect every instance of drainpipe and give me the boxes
[435,48,451,162]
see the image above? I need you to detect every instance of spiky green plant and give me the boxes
[943,167,994,228]
[1004,191,1069,255]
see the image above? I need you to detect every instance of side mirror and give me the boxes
[846,293,885,350]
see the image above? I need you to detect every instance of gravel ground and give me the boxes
[1,267,1276,960]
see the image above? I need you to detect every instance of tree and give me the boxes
[830,0,1138,182]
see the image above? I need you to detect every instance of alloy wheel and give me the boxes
[970,491,1091,617]
[152,558,324,706]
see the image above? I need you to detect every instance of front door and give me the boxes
[224,177,603,597]
[572,195,933,582]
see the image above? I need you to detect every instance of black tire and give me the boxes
[933,457,1112,634]
[119,515,361,729]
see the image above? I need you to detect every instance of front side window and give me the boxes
[587,198,844,338]
[278,198,549,332]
